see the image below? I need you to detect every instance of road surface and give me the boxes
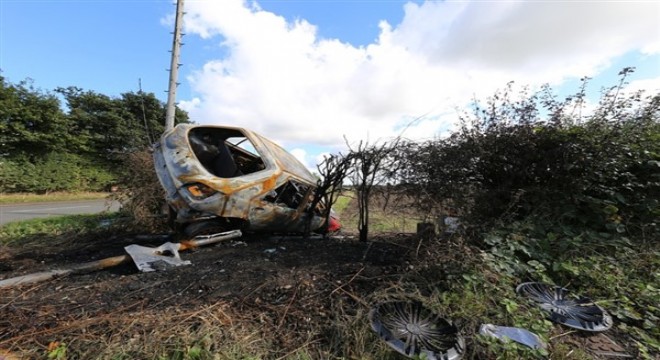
[0,199,120,226]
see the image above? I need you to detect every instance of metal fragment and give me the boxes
[125,242,191,272]
[479,324,547,350]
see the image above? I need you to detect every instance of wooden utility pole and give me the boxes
[165,0,185,131]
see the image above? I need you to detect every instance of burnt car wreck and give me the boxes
[153,124,339,237]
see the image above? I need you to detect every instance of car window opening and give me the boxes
[264,180,310,209]
[188,128,266,178]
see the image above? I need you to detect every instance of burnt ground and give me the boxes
[0,227,424,359]
[0,196,647,359]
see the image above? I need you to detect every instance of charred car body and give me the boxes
[153,124,339,237]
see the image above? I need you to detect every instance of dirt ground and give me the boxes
[0,226,424,358]
[0,198,644,359]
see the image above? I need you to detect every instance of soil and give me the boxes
[0,226,421,358]
[0,198,642,359]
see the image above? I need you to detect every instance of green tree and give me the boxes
[0,76,189,193]
[0,76,72,158]
[56,86,190,162]
[119,90,189,148]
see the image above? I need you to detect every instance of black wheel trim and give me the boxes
[516,282,613,332]
[369,301,465,359]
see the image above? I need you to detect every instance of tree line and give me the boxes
[0,76,189,193]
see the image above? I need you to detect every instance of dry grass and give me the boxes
[2,299,270,359]
[0,274,405,359]
[109,150,169,233]
[338,191,430,234]
[0,230,439,359]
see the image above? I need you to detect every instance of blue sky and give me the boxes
[0,0,412,101]
[1,0,659,168]
[1,1,188,99]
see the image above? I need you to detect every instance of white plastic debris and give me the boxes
[479,324,547,350]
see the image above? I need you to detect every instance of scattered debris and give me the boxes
[443,216,460,234]
[0,230,242,288]
[516,282,613,331]
[125,242,190,272]
[369,301,465,360]
[98,219,114,227]
[416,222,436,240]
[0,255,128,289]
[479,324,547,350]
[125,230,242,272]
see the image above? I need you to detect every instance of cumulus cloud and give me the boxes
[625,76,660,94]
[178,0,659,154]
[392,1,659,77]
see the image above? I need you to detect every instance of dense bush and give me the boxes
[0,153,116,193]
[398,69,659,245]
[0,76,189,193]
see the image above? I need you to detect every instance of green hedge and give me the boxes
[398,71,660,243]
[0,153,116,193]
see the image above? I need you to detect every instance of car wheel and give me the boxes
[183,220,228,238]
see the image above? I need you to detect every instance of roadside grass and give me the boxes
[339,208,421,234]
[330,193,351,214]
[468,225,660,359]
[0,192,110,204]
[358,229,659,359]
[73,232,655,360]
[0,213,120,245]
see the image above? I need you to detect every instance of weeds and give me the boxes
[46,342,67,360]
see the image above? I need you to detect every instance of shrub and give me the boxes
[0,153,116,193]
[398,69,659,246]
[110,149,169,232]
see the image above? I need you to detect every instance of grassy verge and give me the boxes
[0,192,110,204]
[334,191,425,234]
[0,213,120,245]
[330,193,352,214]
[460,221,660,359]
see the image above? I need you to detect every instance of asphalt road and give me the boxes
[0,199,120,226]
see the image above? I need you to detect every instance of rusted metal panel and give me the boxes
[154,124,330,234]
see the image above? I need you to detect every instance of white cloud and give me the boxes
[178,0,659,155]
[392,1,658,78]
[289,148,308,168]
[642,42,660,55]
[625,76,660,94]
